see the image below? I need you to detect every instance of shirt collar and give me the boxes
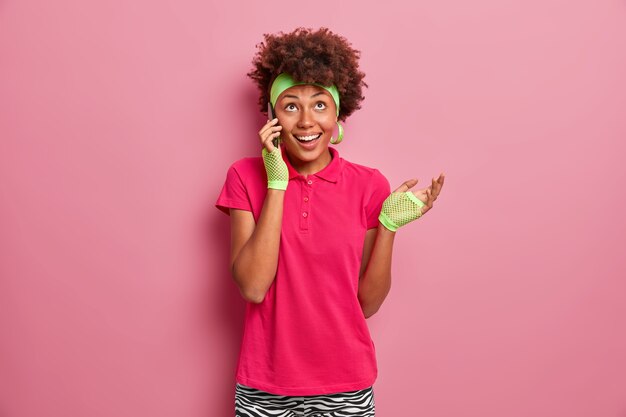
[280,145,342,183]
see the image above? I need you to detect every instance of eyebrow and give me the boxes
[281,92,328,101]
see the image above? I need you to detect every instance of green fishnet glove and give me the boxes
[378,192,426,232]
[262,146,289,190]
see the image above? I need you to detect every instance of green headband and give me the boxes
[270,72,340,117]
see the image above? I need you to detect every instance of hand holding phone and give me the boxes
[267,102,280,148]
[260,102,289,190]
[259,102,282,153]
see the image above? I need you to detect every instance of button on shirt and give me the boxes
[215,145,391,396]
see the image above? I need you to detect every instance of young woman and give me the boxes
[216,27,444,417]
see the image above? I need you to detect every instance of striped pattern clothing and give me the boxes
[235,383,376,416]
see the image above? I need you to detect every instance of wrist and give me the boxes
[267,181,288,190]
[266,187,286,194]
[262,147,289,190]
[378,211,399,232]
[377,221,396,235]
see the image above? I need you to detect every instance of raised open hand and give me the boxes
[394,173,445,217]
[379,173,445,232]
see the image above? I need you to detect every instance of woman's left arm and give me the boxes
[358,173,445,318]
[358,224,395,319]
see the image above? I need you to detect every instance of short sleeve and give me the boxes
[215,164,253,216]
[364,169,391,229]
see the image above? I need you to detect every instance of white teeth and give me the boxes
[295,134,321,141]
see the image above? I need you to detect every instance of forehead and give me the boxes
[278,84,331,101]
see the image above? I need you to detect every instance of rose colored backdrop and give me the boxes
[1,0,625,416]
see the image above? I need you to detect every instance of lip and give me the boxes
[293,133,321,149]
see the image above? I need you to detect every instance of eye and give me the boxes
[285,103,297,111]
[316,102,327,110]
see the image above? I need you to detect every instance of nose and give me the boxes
[297,108,315,129]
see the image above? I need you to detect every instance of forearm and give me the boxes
[232,189,284,303]
[358,223,396,318]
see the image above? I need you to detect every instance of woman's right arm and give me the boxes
[229,189,284,303]
[229,117,285,303]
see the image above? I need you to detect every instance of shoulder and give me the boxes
[340,157,389,184]
[220,156,266,196]
[216,156,266,216]
[228,156,263,173]
[226,156,265,181]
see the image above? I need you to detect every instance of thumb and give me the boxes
[393,178,418,193]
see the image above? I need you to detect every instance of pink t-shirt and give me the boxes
[215,145,391,396]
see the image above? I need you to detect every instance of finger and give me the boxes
[434,176,444,193]
[433,175,443,192]
[263,131,281,150]
[259,123,282,138]
[429,181,438,195]
[258,118,279,136]
[425,188,434,207]
[259,131,280,149]
[433,177,443,190]
[261,117,278,128]
[393,178,418,193]
[261,130,281,147]
[428,187,438,202]
[267,130,281,141]
[262,139,275,153]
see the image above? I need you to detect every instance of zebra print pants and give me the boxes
[235,382,376,416]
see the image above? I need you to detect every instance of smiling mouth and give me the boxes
[294,133,322,142]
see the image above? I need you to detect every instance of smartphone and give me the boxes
[267,102,280,148]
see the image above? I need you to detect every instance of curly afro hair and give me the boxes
[247,27,368,123]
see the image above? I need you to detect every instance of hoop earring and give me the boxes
[330,121,344,144]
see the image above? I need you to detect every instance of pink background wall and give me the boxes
[1,0,625,416]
